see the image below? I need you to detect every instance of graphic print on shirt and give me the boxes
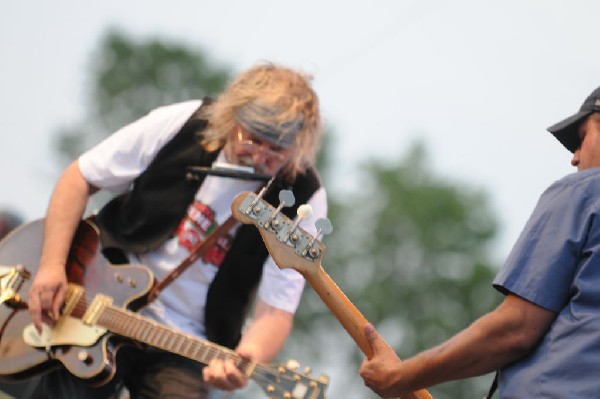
[176,201,232,267]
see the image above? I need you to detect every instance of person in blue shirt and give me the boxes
[359,85,600,398]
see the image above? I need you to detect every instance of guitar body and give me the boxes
[0,219,153,385]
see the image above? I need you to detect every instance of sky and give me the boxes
[1,1,599,260]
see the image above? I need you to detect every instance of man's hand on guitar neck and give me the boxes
[359,323,410,398]
[202,348,251,391]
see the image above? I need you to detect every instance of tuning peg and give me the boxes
[279,189,295,207]
[303,366,312,375]
[244,177,276,214]
[299,217,333,259]
[265,190,295,229]
[286,359,300,370]
[297,204,313,220]
[284,204,313,244]
[315,218,333,238]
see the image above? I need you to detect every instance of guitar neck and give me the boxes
[305,265,372,356]
[229,191,431,398]
[97,305,254,375]
[303,263,433,399]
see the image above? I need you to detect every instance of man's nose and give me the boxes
[251,149,269,164]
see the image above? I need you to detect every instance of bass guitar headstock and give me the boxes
[231,190,332,277]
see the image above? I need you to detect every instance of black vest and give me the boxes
[95,101,322,348]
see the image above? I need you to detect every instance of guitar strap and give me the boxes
[484,370,498,398]
[145,215,239,304]
[144,179,272,305]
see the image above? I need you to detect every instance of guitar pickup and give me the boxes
[82,294,113,326]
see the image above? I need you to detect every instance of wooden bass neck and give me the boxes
[230,191,433,399]
[301,263,433,399]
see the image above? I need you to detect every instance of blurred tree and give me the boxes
[285,142,502,399]
[53,28,231,166]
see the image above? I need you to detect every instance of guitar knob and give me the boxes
[77,350,92,365]
[286,359,300,370]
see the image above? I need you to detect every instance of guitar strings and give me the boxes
[68,293,313,394]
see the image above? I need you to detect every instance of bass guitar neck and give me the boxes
[231,191,433,399]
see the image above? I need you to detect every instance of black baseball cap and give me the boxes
[547,86,600,153]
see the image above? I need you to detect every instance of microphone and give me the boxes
[186,162,273,182]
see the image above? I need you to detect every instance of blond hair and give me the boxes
[202,62,322,180]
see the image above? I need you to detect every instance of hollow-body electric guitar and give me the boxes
[0,219,328,399]
[231,190,433,399]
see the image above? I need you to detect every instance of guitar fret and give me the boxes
[180,338,191,357]
[171,333,180,353]
[140,322,151,342]
[202,344,215,363]
[146,323,159,345]
[158,327,169,348]
[123,317,134,336]
[94,303,328,398]
[174,336,183,355]
[131,319,143,338]
[191,342,203,362]
[153,328,163,347]
[132,320,144,337]
[165,330,176,351]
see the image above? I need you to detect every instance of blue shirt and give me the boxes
[493,168,600,398]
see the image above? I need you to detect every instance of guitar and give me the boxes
[0,219,328,399]
[231,190,434,399]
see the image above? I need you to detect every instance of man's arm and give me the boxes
[28,160,98,332]
[359,294,557,398]
[202,299,293,390]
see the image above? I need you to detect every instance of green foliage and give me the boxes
[287,142,502,399]
[53,28,231,165]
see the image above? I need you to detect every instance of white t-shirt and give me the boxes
[78,100,328,338]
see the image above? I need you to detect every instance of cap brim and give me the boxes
[547,110,591,153]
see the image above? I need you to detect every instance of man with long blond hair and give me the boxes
[28,62,328,398]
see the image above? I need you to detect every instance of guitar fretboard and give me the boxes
[67,288,253,375]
